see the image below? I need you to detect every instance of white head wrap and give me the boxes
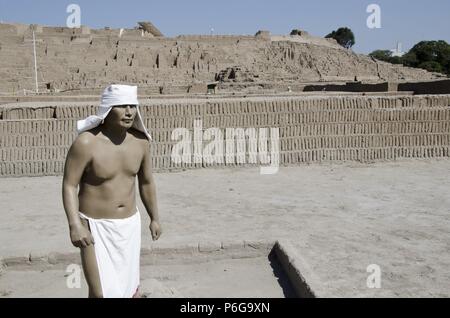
[76,84,151,140]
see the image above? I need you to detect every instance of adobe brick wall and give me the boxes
[1,95,449,177]
[305,80,450,94]
[398,80,450,95]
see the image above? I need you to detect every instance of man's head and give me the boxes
[104,104,137,130]
[77,84,152,140]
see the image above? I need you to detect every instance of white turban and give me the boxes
[77,84,151,140]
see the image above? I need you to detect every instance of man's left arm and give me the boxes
[138,140,162,241]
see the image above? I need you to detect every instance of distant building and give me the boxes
[137,21,164,37]
[390,42,405,57]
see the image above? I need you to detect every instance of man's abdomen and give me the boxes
[78,177,137,219]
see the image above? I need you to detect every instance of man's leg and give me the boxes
[132,285,142,298]
[79,218,103,298]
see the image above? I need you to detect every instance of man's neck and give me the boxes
[101,124,128,144]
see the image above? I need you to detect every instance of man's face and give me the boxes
[105,105,137,129]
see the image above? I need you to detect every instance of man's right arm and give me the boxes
[62,133,94,248]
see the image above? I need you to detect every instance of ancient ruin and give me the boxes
[0,22,446,95]
[1,18,450,299]
[0,22,449,177]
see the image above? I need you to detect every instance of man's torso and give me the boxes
[78,128,145,219]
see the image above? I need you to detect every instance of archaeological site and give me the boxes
[0,19,449,299]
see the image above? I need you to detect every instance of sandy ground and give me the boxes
[0,255,293,298]
[0,159,449,297]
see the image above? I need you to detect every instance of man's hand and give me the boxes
[149,220,162,241]
[70,224,95,248]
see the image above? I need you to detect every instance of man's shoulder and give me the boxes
[129,128,150,146]
[72,130,98,150]
[66,131,97,161]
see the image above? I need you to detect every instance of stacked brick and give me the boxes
[1,95,449,176]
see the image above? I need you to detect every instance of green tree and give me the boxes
[389,56,404,65]
[369,50,393,62]
[401,51,419,67]
[407,41,450,74]
[417,61,444,73]
[370,40,450,76]
[325,27,355,49]
[369,50,403,64]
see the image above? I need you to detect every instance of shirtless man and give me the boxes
[62,84,161,298]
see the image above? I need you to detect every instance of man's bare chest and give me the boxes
[88,141,143,180]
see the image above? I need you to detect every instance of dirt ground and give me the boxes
[0,159,449,297]
[0,254,293,298]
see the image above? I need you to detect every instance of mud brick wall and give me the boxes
[398,80,450,95]
[1,95,450,177]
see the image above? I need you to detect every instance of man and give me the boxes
[62,84,162,298]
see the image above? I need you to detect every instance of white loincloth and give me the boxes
[79,209,141,298]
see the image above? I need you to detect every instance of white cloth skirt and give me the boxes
[79,209,141,298]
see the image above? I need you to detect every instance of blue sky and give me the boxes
[1,0,449,54]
